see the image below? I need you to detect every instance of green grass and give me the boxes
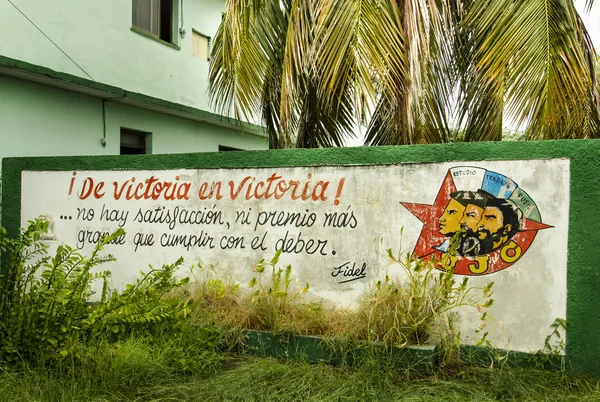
[1,225,595,400]
[0,325,224,401]
[182,360,600,402]
[0,333,598,402]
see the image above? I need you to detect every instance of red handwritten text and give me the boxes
[69,173,192,201]
[68,172,344,204]
[198,173,345,204]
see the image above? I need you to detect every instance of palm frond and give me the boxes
[209,0,269,124]
[468,0,599,139]
[584,0,596,11]
[279,0,313,140]
[453,0,504,142]
[313,0,408,121]
[209,0,598,147]
[295,76,356,148]
[256,0,290,148]
[364,0,452,145]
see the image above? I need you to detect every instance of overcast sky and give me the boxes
[575,0,600,48]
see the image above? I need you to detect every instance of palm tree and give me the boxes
[210,0,599,148]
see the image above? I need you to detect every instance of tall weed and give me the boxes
[245,250,309,332]
[189,252,345,337]
[189,261,243,327]
[335,238,494,362]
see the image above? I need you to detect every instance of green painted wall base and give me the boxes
[240,330,565,374]
[242,330,438,374]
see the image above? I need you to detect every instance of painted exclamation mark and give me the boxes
[333,178,345,206]
[68,171,77,196]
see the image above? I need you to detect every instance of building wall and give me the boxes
[0,74,266,162]
[0,0,226,113]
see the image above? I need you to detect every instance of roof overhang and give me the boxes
[0,55,267,138]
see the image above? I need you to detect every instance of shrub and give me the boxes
[0,220,191,365]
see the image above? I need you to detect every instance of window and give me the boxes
[192,30,210,60]
[120,128,151,155]
[132,0,175,44]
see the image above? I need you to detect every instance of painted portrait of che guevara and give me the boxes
[402,166,552,276]
[436,190,522,257]
[472,196,522,255]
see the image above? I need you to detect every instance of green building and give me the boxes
[0,0,268,162]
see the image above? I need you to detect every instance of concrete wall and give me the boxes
[0,74,267,162]
[0,0,226,113]
[4,139,600,378]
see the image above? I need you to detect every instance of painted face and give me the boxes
[438,199,465,236]
[477,206,504,239]
[460,204,484,232]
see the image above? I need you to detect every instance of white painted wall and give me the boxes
[20,159,570,353]
[0,0,226,111]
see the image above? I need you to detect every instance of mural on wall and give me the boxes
[402,167,553,275]
[17,159,570,353]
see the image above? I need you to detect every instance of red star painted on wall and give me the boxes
[400,168,554,275]
[400,171,456,258]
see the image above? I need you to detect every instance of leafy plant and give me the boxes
[542,318,567,356]
[0,220,191,365]
[525,317,568,371]
[0,220,115,363]
[83,257,191,340]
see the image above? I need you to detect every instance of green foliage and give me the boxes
[519,317,569,371]
[0,220,115,363]
[211,0,599,147]
[69,325,224,383]
[0,220,191,365]
[246,250,312,332]
[0,325,226,401]
[189,261,241,324]
[502,128,527,141]
[0,222,594,399]
[448,127,526,142]
[345,242,493,351]
[189,256,341,338]
[188,243,494,373]
[84,257,191,339]
[542,318,567,356]
[136,357,600,402]
[596,55,600,91]
[0,355,599,401]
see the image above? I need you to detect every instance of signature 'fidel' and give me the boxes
[331,261,367,283]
